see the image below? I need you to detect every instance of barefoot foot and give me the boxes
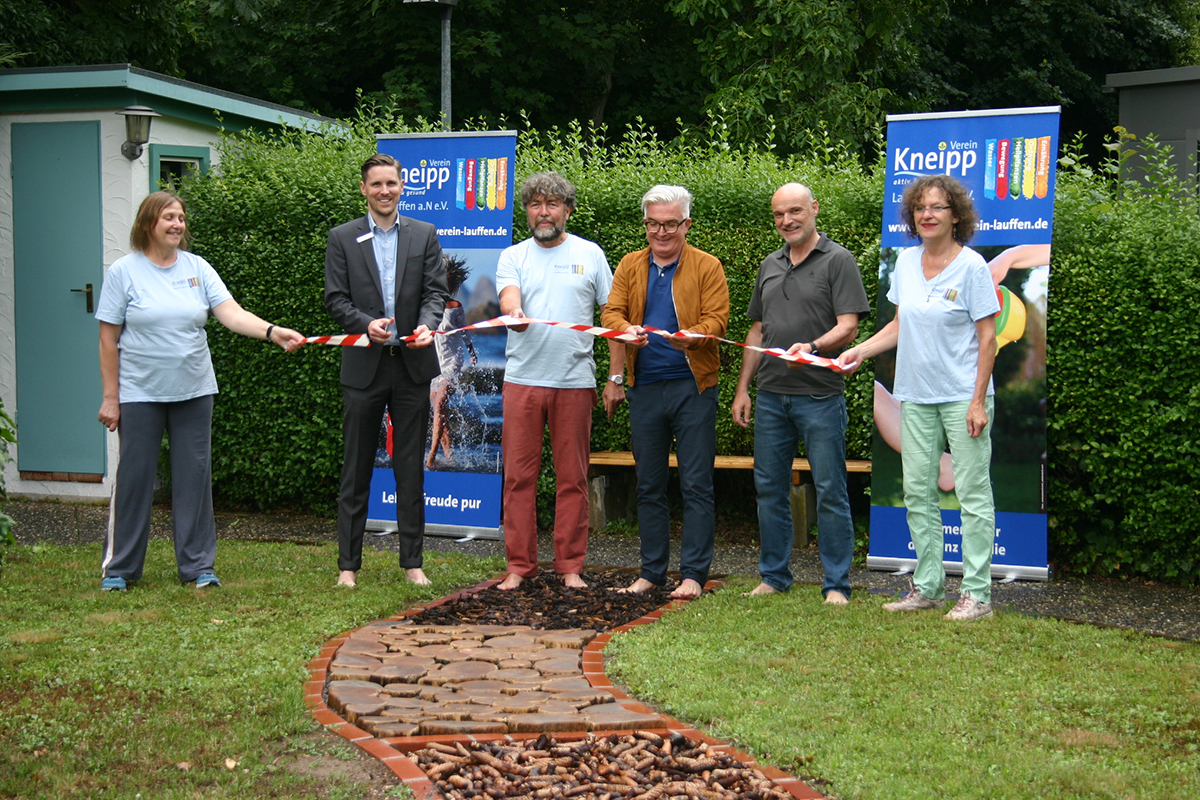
[667,578,700,597]
[617,577,658,594]
[824,589,849,605]
[742,582,781,597]
[336,570,357,588]
[562,573,588,590]
[670,578,703,599]
[497,572,525,591]
[406,567,431,586]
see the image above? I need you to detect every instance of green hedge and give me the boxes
[186,112,433,511]
[187,117,883,515]
[1047,134,1200,582]
[0,393,15,577]
[517,121,883,461]
[184,114,1199,584]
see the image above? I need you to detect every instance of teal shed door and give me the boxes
[12,121,106,475]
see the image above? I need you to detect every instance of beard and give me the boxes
[532,220,565,243]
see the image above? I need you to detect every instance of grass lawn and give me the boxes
[5,541,1197,800]
[0,539,504,799]
[606,576,1200,800]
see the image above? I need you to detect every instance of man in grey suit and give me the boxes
[325,153,448,588]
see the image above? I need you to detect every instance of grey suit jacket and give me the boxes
[324,214,448,389]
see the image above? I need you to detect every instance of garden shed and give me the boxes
[0,64,329,501]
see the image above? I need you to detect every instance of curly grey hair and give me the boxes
[519,172,577,210]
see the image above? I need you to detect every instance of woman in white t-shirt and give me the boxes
[837,175,999,622]
[95,191,305,592]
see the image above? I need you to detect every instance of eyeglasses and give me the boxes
[913,205,951,214]
[644,220,684,233]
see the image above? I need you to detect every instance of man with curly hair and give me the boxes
[495,172,623,591]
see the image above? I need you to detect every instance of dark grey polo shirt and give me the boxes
[746,233,871,395]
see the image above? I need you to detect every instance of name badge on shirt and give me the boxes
[356,231,374,243]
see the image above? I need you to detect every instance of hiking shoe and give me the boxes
[195,572,222,589]
[101,576,127,592]
[944,592,993,621]
[882,588,945,612]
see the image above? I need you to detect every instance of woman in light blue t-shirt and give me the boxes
[837,175,999,622]
[95,192,305,592]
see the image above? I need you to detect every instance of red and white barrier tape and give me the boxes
[302,333,371,347]
[308,315,844,372]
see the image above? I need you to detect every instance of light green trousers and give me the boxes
[900,398,996,603]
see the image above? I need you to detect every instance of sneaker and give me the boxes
[195,572,222,589]
[943,592,993,621]
[882,587,945,612]
[101,576,127,592]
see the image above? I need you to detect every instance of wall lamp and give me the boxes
[116,106,161,160]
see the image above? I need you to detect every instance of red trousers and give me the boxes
[501,382,596,577]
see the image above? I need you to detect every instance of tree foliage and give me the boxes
[668,0,930,154]
[179,0,368,112]
[436,0,707,133]
[0,0,212,75]
[4,0,1198,155]
[895,0,1200,160]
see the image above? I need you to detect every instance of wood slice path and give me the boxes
[306,573,827,800]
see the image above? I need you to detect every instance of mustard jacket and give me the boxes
[602,244,730,391]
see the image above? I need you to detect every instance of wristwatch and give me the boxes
[608,374,625,386]
[808,342,820,355]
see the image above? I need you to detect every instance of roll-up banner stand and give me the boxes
[366,131,517,541]
[869,107,1058,581]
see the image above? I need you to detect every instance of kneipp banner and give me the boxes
[869,107,1057,581]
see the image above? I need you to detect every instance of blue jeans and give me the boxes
[753,390,854,596]
[628,379,718,586]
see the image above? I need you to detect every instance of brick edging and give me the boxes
[305,576,827,800]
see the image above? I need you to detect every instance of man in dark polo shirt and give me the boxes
[731,182,870,603]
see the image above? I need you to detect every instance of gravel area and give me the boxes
[7,499,1198,642]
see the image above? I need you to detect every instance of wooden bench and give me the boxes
[587,451,872,546]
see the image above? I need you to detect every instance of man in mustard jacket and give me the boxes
[602,185,730,599]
